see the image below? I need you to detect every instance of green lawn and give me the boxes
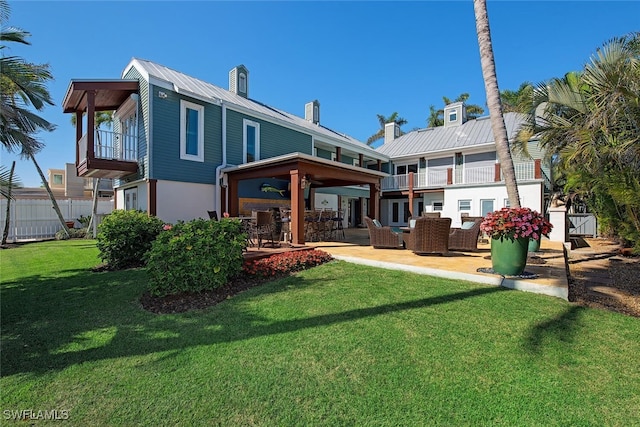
[2,240,639,426]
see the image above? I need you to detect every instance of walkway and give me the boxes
[306,228,569,300]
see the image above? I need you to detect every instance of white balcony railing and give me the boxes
[381,161,539,191]
[78,129,137,163]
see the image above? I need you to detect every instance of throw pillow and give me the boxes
[373,219,382,228]
[461,221,475,230]
[409,219,416,228]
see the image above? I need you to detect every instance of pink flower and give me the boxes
[223,212,230,218]
[163,224,173,231]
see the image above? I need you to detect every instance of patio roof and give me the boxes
[222,152,387,245]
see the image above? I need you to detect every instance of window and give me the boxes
[124,188,138,211]
[239,73,247,93]
[396,164,418,174]
[504,198,510,208]
[455,152,463,166]
[243,119,260,163]
[449,109,457,122]
[53,174,63,185]
[433,201,443,211]
[458,200,471,211]
[481,199,495,216]
[180,100,204,162]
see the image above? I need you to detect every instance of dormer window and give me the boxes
[449,109,457,122]
[239,73,247,93]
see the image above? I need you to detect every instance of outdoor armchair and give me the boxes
[448,216,483,251]
[404,217,451,255]
[364,217,404,249]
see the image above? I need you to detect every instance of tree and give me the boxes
[1,162,20,245]
[517,33,640,250]
[366,112,407,146]
[0,0,69,237]
[500,82,534,113]
[426,93,485,127]
[473,0,521,208]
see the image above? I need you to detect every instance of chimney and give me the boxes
[384,122,400,144]
[305,100,320,124]
[229,65,249,98]
[444,102,467,128]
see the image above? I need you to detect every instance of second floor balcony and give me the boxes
[381,160,549,192]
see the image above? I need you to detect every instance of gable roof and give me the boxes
[123,58,386,160]
[376,112,527,158]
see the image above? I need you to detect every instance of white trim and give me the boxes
[242,118,261,163]
[180,100,204,162]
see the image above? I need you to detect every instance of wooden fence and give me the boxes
[0,198,114,242]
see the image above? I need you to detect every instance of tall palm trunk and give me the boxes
[473,0,521,208]
[2,161,15,245]
[28,152,70,238]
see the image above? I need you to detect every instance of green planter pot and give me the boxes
[491,236,529,276]
[528,237,541,252]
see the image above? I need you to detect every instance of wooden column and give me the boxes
[377,159,382,171]
[75,111,83,165]
[290,170,306,245]
[147,179,157,216]
[86,90,96,159]
[408,172,414,217]
[227,175,239,216]
[534,159,542,179]
[447,168,453,185]
[369,183,379,220]
[359,153,364,167]
[335,147,342,163]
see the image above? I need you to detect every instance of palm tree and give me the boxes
[367,112,408,146]
[473,0,521,208]
[500,82,534,113]
[517,33,640,249]
[0,0,69,237]
[427,93,485,127]
[1,162,21,245]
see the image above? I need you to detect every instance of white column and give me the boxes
[548,206,568,242]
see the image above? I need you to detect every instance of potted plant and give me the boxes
[480,207,553,276]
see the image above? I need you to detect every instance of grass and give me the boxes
[2,240,640,426]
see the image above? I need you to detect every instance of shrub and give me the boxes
[55,228,88,240]
[77,215,91,228]
[242,249,333,279]
[96,210,164,270]
[145,218,247,296]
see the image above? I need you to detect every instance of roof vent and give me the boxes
[444,102,467,128]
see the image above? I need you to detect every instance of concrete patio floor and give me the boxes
[304,228,569,300]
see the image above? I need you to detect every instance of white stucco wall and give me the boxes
[443,182,543,227]
[380,181,544,227]
[155,180,215,224]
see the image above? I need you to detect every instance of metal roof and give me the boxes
[376,113,527,158]
[124,58,386,160]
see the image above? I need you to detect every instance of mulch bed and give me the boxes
[139,272,291,314]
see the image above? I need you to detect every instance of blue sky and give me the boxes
[3,0,639,187]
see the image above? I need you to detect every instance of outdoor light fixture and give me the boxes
[300,175,309,189]
[158,91,168,99]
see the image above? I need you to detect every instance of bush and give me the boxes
[242,249,333,279]
[96,210,164,270]
[145,218,247,296]
[55,228,88,240]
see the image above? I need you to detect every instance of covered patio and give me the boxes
[221,153,388,245]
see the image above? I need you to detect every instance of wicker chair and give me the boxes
[448,216,483,251]
[421,212,441,218]
[404,217,451,255]
[364,217,404,249]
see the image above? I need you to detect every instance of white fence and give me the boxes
[0,198,114,242]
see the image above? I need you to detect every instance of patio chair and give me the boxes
[421,212,441,218]
[404,217,451,255]
[448,216,483,251]
[254,210,278,248]
[364,216,404,249]
[207,210,218,221]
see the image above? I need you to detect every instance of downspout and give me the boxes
[215,100,227,217]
